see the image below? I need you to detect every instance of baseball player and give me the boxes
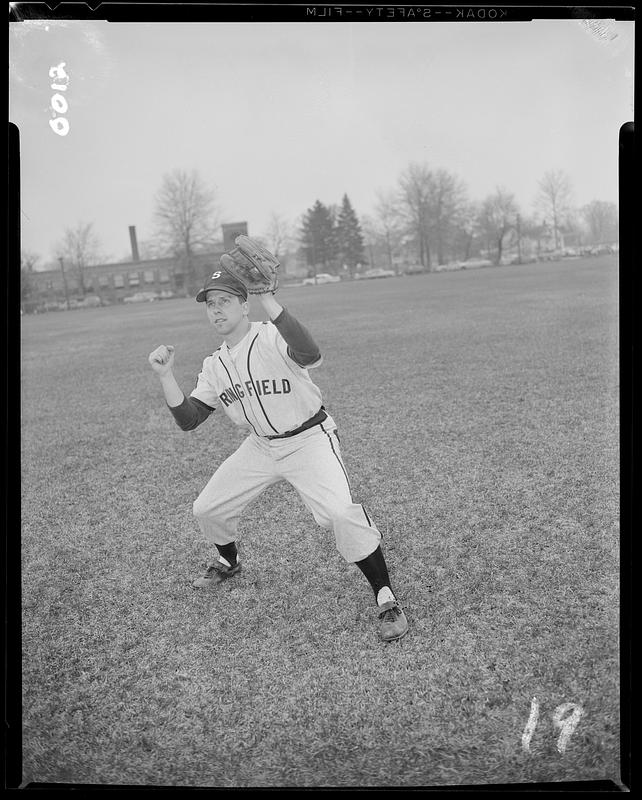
[148,242,408,642]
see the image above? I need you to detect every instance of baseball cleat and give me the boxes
[192,559,241,589]
[377,600,408,642]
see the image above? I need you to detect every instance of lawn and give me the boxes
[19,256,621,788]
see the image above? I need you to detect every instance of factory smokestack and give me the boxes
[129,225,140,262]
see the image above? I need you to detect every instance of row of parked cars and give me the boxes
[285,244,619,289]
[34,296,106,312]
[355,268,397,280]
[301,268,398,285]
[27,289,177,313]
[527,245,616,262]
[123,290,176,303]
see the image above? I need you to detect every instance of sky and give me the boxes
[9,14,634,267]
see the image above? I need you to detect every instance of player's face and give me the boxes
[205,291,247,335]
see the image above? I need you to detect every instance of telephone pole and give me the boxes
[59,256,70,310]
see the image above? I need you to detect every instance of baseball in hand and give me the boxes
[148,345,175,374]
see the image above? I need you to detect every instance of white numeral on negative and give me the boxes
[522,697,583,754]
[552,703,584,754]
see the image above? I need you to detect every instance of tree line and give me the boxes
[21,163,619,301]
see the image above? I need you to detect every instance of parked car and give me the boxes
[76,295,102,308]
[302,273,341,285]
[459,258,493,269]
[539,251,564,262]
[38,301,63,312]
[355,268,396,280]
[435,261,464,271]
[124,291,160,303]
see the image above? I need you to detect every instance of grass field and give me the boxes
[19,256,621,788]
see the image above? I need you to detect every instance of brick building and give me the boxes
[27,251,226,309]
[25,223,249,309]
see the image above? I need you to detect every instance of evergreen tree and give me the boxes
[336,194,365,277]
[300,200,337,275]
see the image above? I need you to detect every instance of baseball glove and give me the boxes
[220,235,280,295]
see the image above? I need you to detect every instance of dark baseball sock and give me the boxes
[215,541,238,566]
[355,546,393,601]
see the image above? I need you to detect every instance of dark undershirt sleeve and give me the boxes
[271,307,321,367]
[168,395,215,431]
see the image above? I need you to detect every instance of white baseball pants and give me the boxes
[192,418,381,563]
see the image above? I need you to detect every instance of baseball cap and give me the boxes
[196,269,248,302]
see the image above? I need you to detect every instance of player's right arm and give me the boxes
[148,345,214,431]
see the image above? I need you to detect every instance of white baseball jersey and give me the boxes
[190,320,324,437]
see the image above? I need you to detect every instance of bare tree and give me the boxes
[359,215,378,269]
[370,190,406,272]
[398,162,434,270]
[581,200,618,246]
[21,251,40,271]
[56,222,103,296]
[398,163,468,268]
[20,250,40,308]
[478,188,519,265]
[430,169,469,265]
[153,168,220,292]
[21,250,40,272]
[136,239,172,261]
[262,212,293,262]
[451,201,481,262]
[536,169,574,250]
[518,215,548,259]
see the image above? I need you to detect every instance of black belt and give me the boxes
[264,407,327,440]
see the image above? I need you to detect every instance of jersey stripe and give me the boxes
[320,423,351,493]
[218,355,260,437]
[246,333,279,434]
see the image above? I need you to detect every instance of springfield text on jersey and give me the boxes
[190,321,323,437]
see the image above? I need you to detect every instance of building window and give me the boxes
[144,269,155,284]
[114,274,124,288]
[159,270,170,284]
[99,275,110,288]
[129,272,140,286]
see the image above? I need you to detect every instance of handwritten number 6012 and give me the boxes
[48,63,70,136]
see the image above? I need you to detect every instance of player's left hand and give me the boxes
[220,235,280,295]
